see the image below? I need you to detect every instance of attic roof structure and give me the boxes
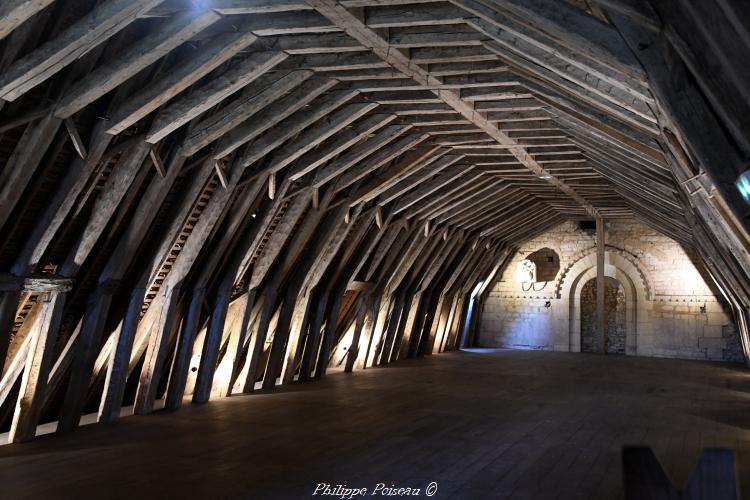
[1,0,750,477]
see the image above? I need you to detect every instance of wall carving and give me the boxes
[480,220,742,363]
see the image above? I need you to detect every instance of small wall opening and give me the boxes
[580,277,626,354]
[523,247,560,283]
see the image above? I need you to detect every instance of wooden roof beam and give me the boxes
[0,0,54,41]
[331,132,431,192]
[447,188,528,227]
[287,113,397,181]
[213,77,338,159]
[145,50,288,144]
[403,174,491,220]
[0,0,162,101]
[55,10,222,119]
[349,147,453,206]
[374,153,468,206]
[209,0,313,14]
[307,0,600,218]
[106,29,259,135]
[178,69,313,158]
[391,167,482,215]
[312,123,413,187]
[262,100,380,174]
[453,0,652,101]
[452,0,645,80]
[263,32,365,54]
[239,88,364,168]
[424,180,509,223]
[364,3,467,28]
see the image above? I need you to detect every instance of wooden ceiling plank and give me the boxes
[0,0,54,41]
[55,10,222,119]
[212,77,338,159]
[288,113,397,181]
[263,101,380,174]
[106,29,259,135]
[146,50,288,144]
[179,69,313,158]
[238,88,363,168]
[0,0,163,101]
[312,123,413,187]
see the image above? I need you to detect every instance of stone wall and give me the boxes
[479,219,744,363]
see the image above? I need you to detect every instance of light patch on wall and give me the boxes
[471,280,485,299]
[331,322,356,370]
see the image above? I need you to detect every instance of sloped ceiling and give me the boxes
[0,0,749,442]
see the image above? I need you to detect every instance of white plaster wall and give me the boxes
[479,219,742,362]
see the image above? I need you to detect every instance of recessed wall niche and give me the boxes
[522,247,561,283]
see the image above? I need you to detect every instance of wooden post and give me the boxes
[355,294,379,370]
[0,291,19,370]
[215,290,254,397]
[56,286,115,432]
[243,290,277,392]
[98,286,144,423]
[345,296,368,372]
[316,291,345,379]
[8,292,65,443]
[299,292,329,381]
[164,288,205,410]
[262,283,301,390]
[596,216,606,353]
[192,291,230,404]
[134,285,182,415]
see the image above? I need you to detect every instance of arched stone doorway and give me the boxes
[557,248,650,355]
[580,277,627,354]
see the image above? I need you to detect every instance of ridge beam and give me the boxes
[306,0,599,218]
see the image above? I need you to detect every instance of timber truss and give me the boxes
[0,0,750,443]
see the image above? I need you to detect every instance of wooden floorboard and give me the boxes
[0,349,749,499]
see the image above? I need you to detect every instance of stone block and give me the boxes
[698,337,724,350]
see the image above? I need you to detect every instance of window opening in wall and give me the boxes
[578,220,597,234]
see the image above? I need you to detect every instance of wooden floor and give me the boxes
[1,349,749,499]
